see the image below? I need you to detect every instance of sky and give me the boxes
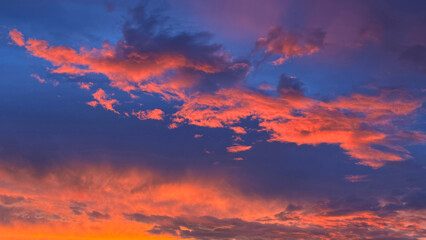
[0,0,426,239]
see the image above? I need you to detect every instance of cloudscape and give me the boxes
[1,0,426,239]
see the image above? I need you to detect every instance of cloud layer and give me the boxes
[9,25,425,167]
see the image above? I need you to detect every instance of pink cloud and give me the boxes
[12,29,425,168]
[230,126,247,134]
[77,82,93,90]
[8,29,225,94]
[227,145,252,153]
[345,175,367,182]
[0,162,423,239]
[256,27,325,65]
[194,134,203,138]
[132,109,164,120]
[9,29,25,46]
[30,73,45,83]
[175,88,424,167]
[87,89,119,114]
[258,82,276,91]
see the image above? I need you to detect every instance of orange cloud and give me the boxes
[87,89,119,114]
[132,109,165,120]
[227,145,252,152]
[0,162,288,239]
[256,27,325,65]
[0,160,424,239]
[9,29,25,46]
[77,82,93,90]
[230,126,247,134]
[11,29,425,168]
[175,88,424,167]
[194,134,203,138]
[9,29,224,93]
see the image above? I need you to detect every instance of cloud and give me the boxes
[0,195,25,205]
[4,3,426,240]
[344,175,367,183]
[9,7,425,168]
[255,27,325,65]
[229,126,246,134]
[87,89,119,114]
[194,134,203,138]
[0,204,57,226]
[277,74,304,96]
[86,210,110,220]
[77,82,93,90]
[8,5,250,97]
[69,201,87,216]
[258,82,276,91]
[0,158,425,239]
[7,30,224,94]
[124,209,424,240]
[124,213,328,240]
[226,145,252,153]
[132,109,164,120]
[175,87,424,167]
[30,73,45,83]
[8,29,24,46]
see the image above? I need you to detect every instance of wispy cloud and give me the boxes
[227,145,252,153]
[255,27,325,65]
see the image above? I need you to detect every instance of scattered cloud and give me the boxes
[8,5,425,169]
[87,89,119,114]
[194,134,203,139]
[77,82,93,90]
[258,82,276,91]
[86,210,110,220]
[30,73,45,83]
[344,175,367,183]
[229,126,246,134]
[227,145,252,153]
[8,29,24,46]
[255,27,325,65]
[132,109,165,120]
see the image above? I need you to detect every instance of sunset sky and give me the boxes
[1,0,426,239]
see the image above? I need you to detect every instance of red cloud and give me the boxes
[87,89,119,114]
